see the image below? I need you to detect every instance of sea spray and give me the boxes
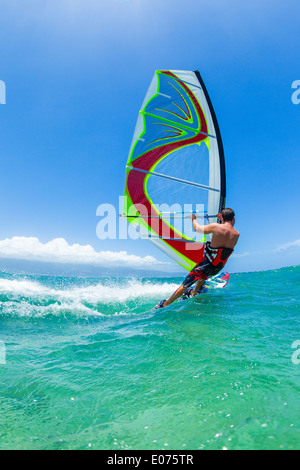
[0,275,179,318]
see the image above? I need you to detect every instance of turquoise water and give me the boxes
[0,266,299,450]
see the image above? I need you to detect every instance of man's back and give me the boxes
[210,222,239,250]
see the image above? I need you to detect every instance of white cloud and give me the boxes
[0,236,170,270]
[275,239,300,253]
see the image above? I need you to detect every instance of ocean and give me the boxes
[0,265,299,450]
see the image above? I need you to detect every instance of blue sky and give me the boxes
[0,0,299,275]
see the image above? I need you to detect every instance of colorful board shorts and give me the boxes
[182,242,233,288]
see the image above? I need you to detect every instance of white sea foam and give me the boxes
[0,277,179,317]
[0,278,177,300]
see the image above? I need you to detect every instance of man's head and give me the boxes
[220,208,235,224]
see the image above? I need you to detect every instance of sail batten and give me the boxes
[126,166,220,192]
[140,110,216,137]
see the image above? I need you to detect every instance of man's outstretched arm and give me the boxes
[191,215,218,234]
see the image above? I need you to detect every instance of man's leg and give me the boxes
[156,260,207,308]
[190,279,205,297]
[162,284,189,307]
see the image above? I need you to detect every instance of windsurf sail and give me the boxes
[123,70,226,271]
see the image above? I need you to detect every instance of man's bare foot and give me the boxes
[155,299,166,309]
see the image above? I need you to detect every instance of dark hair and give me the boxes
[221,208,235,222]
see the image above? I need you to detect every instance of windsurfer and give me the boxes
[155,208,239,308]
